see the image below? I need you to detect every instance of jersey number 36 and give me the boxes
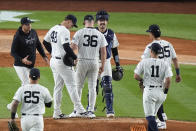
[83,35,98,47]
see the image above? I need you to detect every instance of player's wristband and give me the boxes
[164,88,169,94]
[11,112,16,119]
[139,79,143,82]
[175,68,180,75]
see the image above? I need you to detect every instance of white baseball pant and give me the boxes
[14,65,30,86]
[50,57,85,114]
[76,59,99,112]
[21,115,43,131]
[143,86,166,117]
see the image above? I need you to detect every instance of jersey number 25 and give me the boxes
[24,91,40,104]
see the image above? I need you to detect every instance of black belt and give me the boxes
[22,113,39,116]
[149,85,162,88]
[55,57,61,59]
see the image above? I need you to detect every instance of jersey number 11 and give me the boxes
[151,65,159,77]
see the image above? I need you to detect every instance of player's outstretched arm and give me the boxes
[10,100,19,120]
[172,58,182,83]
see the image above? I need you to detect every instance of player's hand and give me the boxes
[74,59,78,66]
[176,75,181,83]
[99,66,104,75]
[116,66,123,73]
[22,55,32,65]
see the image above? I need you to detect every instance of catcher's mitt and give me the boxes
[63,53,75,67]
[112,66,123,81]
[8,120,19,131]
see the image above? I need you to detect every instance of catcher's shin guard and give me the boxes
[101,76,114,114]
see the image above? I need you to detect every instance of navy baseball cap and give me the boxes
[21,17,34,25]
[146,24,160,33]
[96,10,109,21]
[150,43,162,54]
[65,14,78,28]
[84,15,94,21]
[30,68,40,80]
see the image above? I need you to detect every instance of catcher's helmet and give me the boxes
[112,68,123,81]
[96,10,109,21]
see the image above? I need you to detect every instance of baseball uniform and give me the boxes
[134,58,173,117]
[44,24,86,118]
[13,84,52,131]
[142,40,177,66]
[97,28,119,116]
[72,27,108,114]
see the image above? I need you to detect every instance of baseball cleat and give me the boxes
[53,113,67,119]
[69,111,87,118]
[156,118,161,123]
[106,113,115,118]
[86,111,96,118]
[69,111,77,118]
[162,113,168,121]
[157,121,167,129]
[7,104,18,118]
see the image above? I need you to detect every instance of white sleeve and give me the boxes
[100,33,108,47]
[44,30,51,43]
[13,87,23,102]
[164,62,173,78]
[112,33,119,48]
[44,88,53,103]
[60,30,70,45]
[141,44,151,59]
[134,61,144,75]
[169,43,177,59]
[71,30,80,45]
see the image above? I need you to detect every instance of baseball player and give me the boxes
[8,17,49,117]
[134,43,173,131]
[43,14,86,119]
[70,15,107,118]
[142,24,182,129]
[94,10,122,117]
[10,68,52,131]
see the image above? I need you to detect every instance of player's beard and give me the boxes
[100,23,106,30]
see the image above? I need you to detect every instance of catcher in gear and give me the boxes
[8,120,19,131]
[89,10,123,118]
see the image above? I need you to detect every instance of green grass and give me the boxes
[0,64,196,121]
[0,11,196,40]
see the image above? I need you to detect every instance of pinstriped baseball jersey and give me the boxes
[134,58,173,86]
[13,84,52,114]
[72,27,108,60]
[44,25,70,58]
[141,40,177,66]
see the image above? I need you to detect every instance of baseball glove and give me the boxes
[139,79,144,90]
[8,120,19,131]
[63,53,75,67]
